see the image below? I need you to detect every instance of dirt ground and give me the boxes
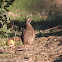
[0,25,62,62]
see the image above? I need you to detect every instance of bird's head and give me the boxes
[26,19,32,24]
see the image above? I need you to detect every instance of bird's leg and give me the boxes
[24,44,28,52]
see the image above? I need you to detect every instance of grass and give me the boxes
[0,38,6,47]
[7,0,39,13]
[15,39,23,46]
[6,0,49,21]
[5,0,62,22]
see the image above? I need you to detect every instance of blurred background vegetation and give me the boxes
[0,0,62,38]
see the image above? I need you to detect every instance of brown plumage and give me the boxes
[22,19,35,45]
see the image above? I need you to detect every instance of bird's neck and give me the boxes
[26,23,33,30]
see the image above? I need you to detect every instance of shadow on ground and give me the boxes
[9,18,62,36]
[54,55,62,62]
[0,52,3,54]
[8,14,62,38]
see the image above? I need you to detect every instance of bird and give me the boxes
[22,19,35,46]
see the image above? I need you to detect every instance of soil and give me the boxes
[0,25,62,62]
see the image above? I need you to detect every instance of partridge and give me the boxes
[22,19,35,45]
